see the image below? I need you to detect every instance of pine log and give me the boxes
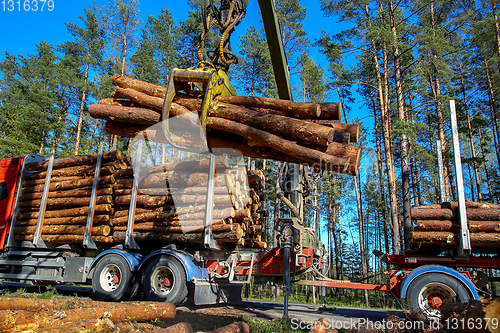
[440,201,500,209]
[215,95,321,119]
[114,186,231,196]
[17,204,113,220]
[415,220,500,232]
[113,223,236,234]
[115,194,172,207]
[162,322,194,333]
[18,195,113,208]
[89,104,160,125]
[24,151,122,171]
[207,117,349,173]
[14,225,111,236]
[441,299,500,333]
[24,164,114,180]
[16,215,110,226]
[110,206,235,226]
[313,120,359,143]
[112,74,166,98]
[411,208,500,221]
[99,97,139,107]
[15,234,114,243]
[114,86,164,111]
[21,175,115,193]
[0,301,176,332]
[326,142,362,175]
[112,230,243,243]
[18,187,113,201]
[411,231,500,247]
[0,297,100,311]
[210,101,333,147]
[113,157,229,179]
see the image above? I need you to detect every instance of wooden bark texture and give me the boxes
[89,75,361,175]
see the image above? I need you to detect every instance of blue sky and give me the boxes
[0,1,367,122]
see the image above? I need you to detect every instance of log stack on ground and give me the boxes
[13,151,127,244]
[410,201,500,252]
[89,74,361,176]
[109,156,267,249]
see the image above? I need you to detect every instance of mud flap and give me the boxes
[193,280,242,305]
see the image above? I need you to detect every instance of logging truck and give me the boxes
[0,148,325,306]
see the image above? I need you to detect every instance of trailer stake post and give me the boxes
[33,149,55,248]
[450,100,471,256]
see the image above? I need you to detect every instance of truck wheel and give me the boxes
[406,272,471,318]
[92,254,132,302]
[141,256,188,305]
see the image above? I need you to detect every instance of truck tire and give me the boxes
[141,255,188,305]
[406,272,471,318]
[92,254,133,302]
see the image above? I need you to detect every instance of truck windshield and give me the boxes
[0,182,7,201]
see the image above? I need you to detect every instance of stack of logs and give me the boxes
[89,74,361,176]
[411,201,500,252]
[13,151,126,244]
[13,151,267,249]
[110,155,267,249]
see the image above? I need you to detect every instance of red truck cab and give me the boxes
[0,157,23,250]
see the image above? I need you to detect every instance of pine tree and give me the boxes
[61,5,106,155]
[131,8,178,86]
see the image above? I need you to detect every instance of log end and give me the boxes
[319,102,341,121]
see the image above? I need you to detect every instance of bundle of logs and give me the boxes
[111,155,267,249]
[13,151,267,249]
[88,74,361,175]
[410,201,500,252]
[13,151,127,244]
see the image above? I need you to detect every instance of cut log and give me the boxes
[110,206,235,226]
[22,175,115,193]
[411,231,500,247]
[411,208,500,221]
[14,225,111,236]
[210,101,334,147]
[18,195,113,208]
[113,223,236,234]
[415,220,500,233]
[18,187,113,201]
[15,214,110,226]
[207,117,349,173]
[0,297,100,311]
[0,301,175,332]
[112,230,243,243]
[112,74,166,99]
[313,120,359,143]
[24,164,114,181]
[114,186,230,197]
[215,95,320,119]
[89,104,160,125]
[17,204,113,220]
[24,151,122,171]
[15,234,114,243]
[441,299,500,333]
[115,194,172,207]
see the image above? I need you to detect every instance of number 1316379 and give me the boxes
[1,0,54,11]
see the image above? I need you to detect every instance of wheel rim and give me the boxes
[100,264,122,292]
[151,266,174,296]
[418,282,457,318]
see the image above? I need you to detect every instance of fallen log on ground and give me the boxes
[0,301,176,332]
